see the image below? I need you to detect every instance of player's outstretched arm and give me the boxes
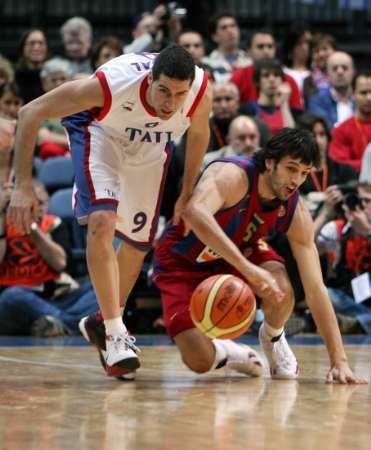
[287,198,367,384]
[8,77,104,234]
[173,81,212,225]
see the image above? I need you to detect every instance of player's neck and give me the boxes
[258,173,277,203]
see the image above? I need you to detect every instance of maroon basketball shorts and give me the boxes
[154,240,285,338]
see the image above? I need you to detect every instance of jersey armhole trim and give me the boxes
[95,70,112,120]
[186,71,208,118]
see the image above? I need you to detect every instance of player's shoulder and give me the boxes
[98,52,157,74]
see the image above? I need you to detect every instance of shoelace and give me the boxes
[125,335,141,354]
[273,337,296,370]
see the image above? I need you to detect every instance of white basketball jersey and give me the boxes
[91,53,207,159]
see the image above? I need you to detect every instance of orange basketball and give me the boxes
[190,274,256,339]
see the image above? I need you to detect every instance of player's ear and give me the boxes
[265,158,274,171]
[148,71,153,85]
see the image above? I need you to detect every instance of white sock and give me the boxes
[211,339,228,370]
[263,321,284,339]
[104,317,127,337]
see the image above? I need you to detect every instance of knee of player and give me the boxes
[88,210,116,240]
[183,356,212,374]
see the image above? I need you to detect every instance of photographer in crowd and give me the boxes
[124,3,185,54]
[317,182,371,334]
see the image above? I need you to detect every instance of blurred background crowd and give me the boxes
[0,0,370,338]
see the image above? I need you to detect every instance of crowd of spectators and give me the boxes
[0,4,370,337]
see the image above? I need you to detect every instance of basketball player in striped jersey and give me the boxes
[8,45,212,379]
[153,128,366,384]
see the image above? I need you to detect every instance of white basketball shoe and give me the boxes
[105,333,140,371]
[224,342,264,377]
[259,324,299,379]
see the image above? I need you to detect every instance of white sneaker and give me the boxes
[259,324,298,379]
[226,344,263,377]
[105,334,141,371]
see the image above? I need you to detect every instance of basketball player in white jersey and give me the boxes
[8,45,212,379]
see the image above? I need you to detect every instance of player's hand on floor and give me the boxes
[326,361,368,384]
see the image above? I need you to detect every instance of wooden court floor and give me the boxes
[0,341,370,450]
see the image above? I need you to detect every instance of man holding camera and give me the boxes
[317,182,371,333]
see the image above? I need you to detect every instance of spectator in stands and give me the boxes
[0,180,98,336]
[329,71,371,173]
[231,30,302,110]
[202,12,251,83]
[303,33,337,106]
[281,24,312,97]
[308,51,355,129]
[15,29,49,103]
[0,56,14,87]
[317,182,371,334]
[243,59,297,135]
[91,36,123,71]
[297,114,357,235]
[38,58,72,160]
[208,82,240,150]
[178,30,214,81]
[60,17,93,76]
[124,4,182,54]
[202,115,261,167]
[0,82,24,120]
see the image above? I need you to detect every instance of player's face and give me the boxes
[147,74,192,120]
[266,156,312,201]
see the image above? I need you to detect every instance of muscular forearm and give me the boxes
[183,204,257,278]
[14,106,42,188]
[306,287,347,365]
[29,228,66,272]
[182,128,210,196]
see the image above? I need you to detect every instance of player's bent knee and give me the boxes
[88,211,116,239]
[181,355,212,374]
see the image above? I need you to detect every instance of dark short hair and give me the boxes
[296,113,331,143]
[253,58,284,88]
[254,128,320,172]
[354,70,371,89]
[247,29,275,49]
[152,44,195,83]
[209,12,237,36]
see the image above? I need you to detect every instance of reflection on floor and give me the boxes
[0,337,370,450]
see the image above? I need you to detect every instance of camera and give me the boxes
[162,2,187,21]
[343,191,362,211]
[337,180,362,211]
